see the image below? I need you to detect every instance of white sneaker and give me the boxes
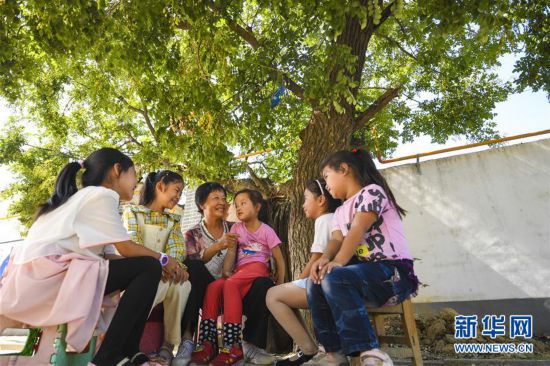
[172,339,195,366]
[242,341,276,365]
[359,349,393,366]
[302,351,349,366]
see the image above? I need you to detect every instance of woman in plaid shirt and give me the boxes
[123,170,190,365]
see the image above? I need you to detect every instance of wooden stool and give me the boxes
[368,299,423,366]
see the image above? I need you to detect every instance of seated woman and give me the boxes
[0,148,181,366]
[176,182,275,365]
[123,170,191,365]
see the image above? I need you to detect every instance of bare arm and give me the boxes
[332,211,377,266]
[310,231,343,284]
[222,245,237,278]
[202,240,224,263]
[104,253,124,260]
[298,252,322,279]
[271,245,286,285]
[113,240,179,274]
[316,211,377,282]
[202,233,239,263]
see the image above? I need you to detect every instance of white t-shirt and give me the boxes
[291,213,334,289]
[310,213,334,254]
[13,186,130,264]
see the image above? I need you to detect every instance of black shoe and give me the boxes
[276,351,315,366]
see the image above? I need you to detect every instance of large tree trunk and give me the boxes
[288,111,354,279]
[284,111,355,346]
[267,196,294,353]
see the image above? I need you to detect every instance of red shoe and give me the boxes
[191,341,217,365]
[209,345,244,366]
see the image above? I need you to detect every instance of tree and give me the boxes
[0,0,548,275]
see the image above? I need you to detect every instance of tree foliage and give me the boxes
[0,0,547,237]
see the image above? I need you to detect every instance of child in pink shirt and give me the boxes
[192,189,285,366]
[307,148,419,366]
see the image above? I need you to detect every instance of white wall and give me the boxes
[383,138,550,302]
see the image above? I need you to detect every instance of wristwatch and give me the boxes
[159,252,169,267]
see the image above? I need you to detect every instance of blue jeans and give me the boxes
[306,260,415,356]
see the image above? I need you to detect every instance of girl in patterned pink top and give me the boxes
[192,189,286,366]
[306,149,419,366]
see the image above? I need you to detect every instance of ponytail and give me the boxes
[36,162,82,218]
[139,170,184,206]
[321,148,406,218]
[140,172,158,206]
[35,148,134,219]
[234,189,270,225]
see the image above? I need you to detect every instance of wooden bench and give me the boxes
[368,299,423,366]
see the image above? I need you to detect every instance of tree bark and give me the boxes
[288,111,354,278]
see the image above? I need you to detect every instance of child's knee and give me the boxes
[265,286,281,308]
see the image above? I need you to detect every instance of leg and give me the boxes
[191,279,225,364]
[321,262,411,356]
[242,276,274,349]
[152,279,170,309]
[93,256,161,365]
[181,259,215,339]
[266,283,316,355]
[163,281,192,346]
[220,264,268,348]
[196,278,225,347]
[306,279,342,353]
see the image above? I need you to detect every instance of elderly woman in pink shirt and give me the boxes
[0,148,181,366]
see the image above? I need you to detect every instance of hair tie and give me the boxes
[156,170,170,182]
[78,160,85,169]
[315,179,324,195]
[351,148,359,155]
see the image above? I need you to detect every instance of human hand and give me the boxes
[318,261,343,281]
[310,256,330,284]
[218,233,239,250]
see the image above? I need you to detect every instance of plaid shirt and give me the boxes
[122,205,186,266]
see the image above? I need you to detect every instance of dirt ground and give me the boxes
[383,308,550,361]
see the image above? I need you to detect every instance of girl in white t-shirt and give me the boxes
[0,148,181,366]
[266,179,341,366]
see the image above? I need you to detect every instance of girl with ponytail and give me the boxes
[0,147,179,366]
[122,170,191,365]
[305,148,420,366]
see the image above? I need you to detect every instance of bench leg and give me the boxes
[372,314,386,345]
[401,301,423,366]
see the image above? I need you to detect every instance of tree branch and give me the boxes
[141,105,158,144]
[227,22,260,50]
[353,87,400,132]
[127,131,143,147]
[224,17,305,99]
[117,96,159,144]
[380,34,417,60]
[373,1,396,31]
[245,164,273,195]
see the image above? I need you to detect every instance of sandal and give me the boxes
[130,352,164,366]
[157,345,174,365]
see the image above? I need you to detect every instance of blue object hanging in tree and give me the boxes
[270,85,286,108]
